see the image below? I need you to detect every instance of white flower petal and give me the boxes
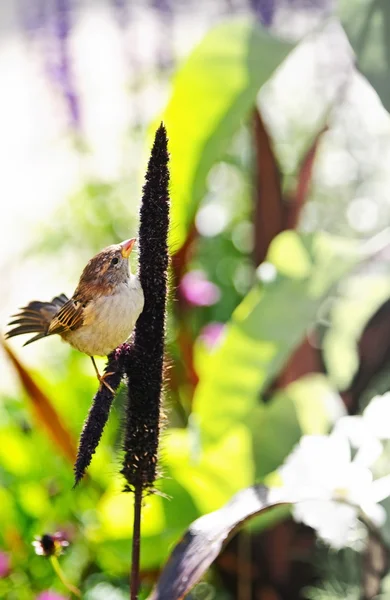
[353,437,383,468]
[360,501,387,527]
[317,503,357,549]
[328,432,352,465]
[279,430,388,548]
[371,474,390,503]
[279,436,333,493]
[333,416,368,448]
[293,499,331,529]
[293,499,358,549]
[331,464,372,507]
[363,393,390,440]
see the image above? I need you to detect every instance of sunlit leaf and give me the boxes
[194,232,356,444]
[162,18,294,250]
[162,426,254,514]
[187,232,356,484]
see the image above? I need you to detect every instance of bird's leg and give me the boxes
[90,356,116,395]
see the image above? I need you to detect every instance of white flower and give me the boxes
[334,392,390,443]
[333,392,390,468]
[278,433,390,549]
[362,392,390,440]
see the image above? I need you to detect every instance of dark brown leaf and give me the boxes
[252,109,284,266]
[148,485,288,600]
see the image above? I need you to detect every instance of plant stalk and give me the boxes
[130,484,142,599]
[50,555,81,598]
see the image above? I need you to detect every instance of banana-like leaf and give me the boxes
[194,232,357,444]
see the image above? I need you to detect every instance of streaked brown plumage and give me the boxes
[6,239,144,392]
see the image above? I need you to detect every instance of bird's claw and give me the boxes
[98,372,116,395]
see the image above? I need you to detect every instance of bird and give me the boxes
[5,239,144,393]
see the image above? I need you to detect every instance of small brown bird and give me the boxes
[6,239,144,392]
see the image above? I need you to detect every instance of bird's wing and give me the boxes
[6,294,70,345]
[52,294,69,308]
[47,299,85,335]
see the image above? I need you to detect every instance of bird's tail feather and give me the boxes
[5,294,69,345]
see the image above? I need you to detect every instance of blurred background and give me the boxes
[2,0,390,598]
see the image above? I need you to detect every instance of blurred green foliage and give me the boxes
[340,0,390,112]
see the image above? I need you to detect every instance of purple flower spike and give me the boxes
[53,0,81,130]
[151,0,172,14]
[180,271,221,307]
[250,0,276,26]
[111,0,130,28]
[199,322,225,349]
[0,552,10,578]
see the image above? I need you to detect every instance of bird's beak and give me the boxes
[120,238,136,258]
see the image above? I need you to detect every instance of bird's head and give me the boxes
[78,239,136,294]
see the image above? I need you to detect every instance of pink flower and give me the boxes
[0,552,10,578]
[199,322,225,348]
[180,271,220,306]
[36,592,68,600]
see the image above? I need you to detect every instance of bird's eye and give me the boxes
[111,257,119,266]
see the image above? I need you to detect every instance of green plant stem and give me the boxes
[130,484,142,599]
[50,555,81,598]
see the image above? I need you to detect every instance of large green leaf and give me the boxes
[192,231,354,477]
[162,19,294,250]
[340,0,390,112]
[194,232,354,434]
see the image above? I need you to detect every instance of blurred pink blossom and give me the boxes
[180,271,220,306]
[36,591,68,600]
[0,552,10,578]
[199,322,225,348]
